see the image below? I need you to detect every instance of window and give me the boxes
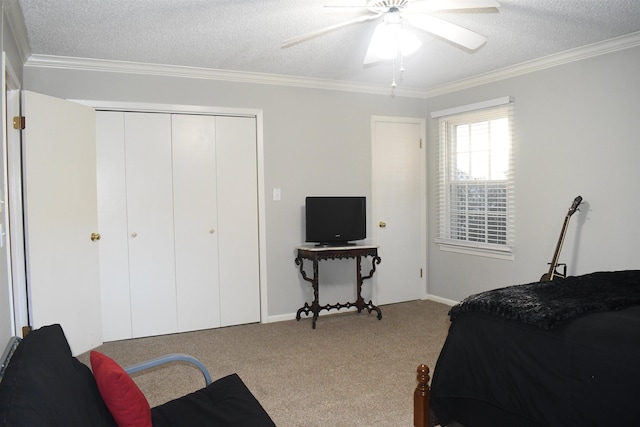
[433,97,514,257]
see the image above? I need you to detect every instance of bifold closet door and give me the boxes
[97,111,261,341]
[172,115,221,332]
[96,112,132,341]
[216,116,260,327]
[125,113,178,338]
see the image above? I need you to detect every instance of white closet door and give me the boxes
[125,113,177,338]
[172,115,221,332]
[96,112,132,341]
[216,116,260,326]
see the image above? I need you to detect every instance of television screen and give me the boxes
[305,196,366,246]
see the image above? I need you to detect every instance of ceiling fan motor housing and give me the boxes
[367,0,410,14]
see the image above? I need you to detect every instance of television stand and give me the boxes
[294,245,382,329]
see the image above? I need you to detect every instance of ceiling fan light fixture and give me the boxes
[369,21,421,60]
[397,28,422,56]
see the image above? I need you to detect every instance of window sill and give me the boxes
[435,239,514,261]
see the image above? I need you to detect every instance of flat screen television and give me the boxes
[305,196,366,246]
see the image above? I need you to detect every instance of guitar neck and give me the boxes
[546,215,571,279]
[541,195,582,282]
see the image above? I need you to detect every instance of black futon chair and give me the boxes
[0,324,275,426]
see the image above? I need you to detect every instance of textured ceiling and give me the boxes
[16,0,640,91]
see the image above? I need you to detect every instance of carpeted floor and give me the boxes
[78,299,452,427]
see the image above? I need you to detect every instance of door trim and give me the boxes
[4,54,27,336]
[73,100,269,324]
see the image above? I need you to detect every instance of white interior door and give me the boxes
[125,112,177,338]
[22,90,102,355]
[371,116,427,305]
[172,114,221,332]
[216,116,260,327]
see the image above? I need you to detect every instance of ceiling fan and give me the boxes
[282,0,500,66]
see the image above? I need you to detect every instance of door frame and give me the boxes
[72,99,269,324]
[370,115,428,302]
[4,54,28,336]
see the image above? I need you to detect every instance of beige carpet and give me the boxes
[78,300,452,427]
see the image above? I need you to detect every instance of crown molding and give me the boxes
[23,54,428,99]
[3,0,31,64]
[21,30,640,100]
[425,30,640,98]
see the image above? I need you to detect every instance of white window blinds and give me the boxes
[434,98,515,255]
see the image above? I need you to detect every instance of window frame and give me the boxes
[432,98,515,259]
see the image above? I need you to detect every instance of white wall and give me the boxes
[21,66,427,318]
[425,45,640,301]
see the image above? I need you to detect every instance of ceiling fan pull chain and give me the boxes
[391,57,397,88]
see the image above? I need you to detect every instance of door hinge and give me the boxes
[420,268,423,278]
[419,138,423,149]
[22,325,32,338]
[13,116,25,130]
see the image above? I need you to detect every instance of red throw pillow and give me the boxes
[90,351,152,427]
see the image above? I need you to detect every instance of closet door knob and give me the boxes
[131,232,138,238]
[90,233,101,241]
[209,229,215,234]
[379,221,387,228]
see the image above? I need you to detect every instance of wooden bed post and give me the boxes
[414,364,431,427]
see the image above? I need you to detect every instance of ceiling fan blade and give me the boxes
[323,4,370,9]
[407,14,487,50]
[282,13,383,48]
[408,0,500,12]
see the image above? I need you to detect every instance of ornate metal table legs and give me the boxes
[295,248,382,329]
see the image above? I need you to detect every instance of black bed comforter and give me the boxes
[430,270,640,427]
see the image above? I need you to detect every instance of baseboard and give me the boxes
[424,294,459,306]
[266,312,296,323]
[267,298,457,323]
[266,306,360,324]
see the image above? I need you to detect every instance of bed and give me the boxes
[413,270,640,427]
